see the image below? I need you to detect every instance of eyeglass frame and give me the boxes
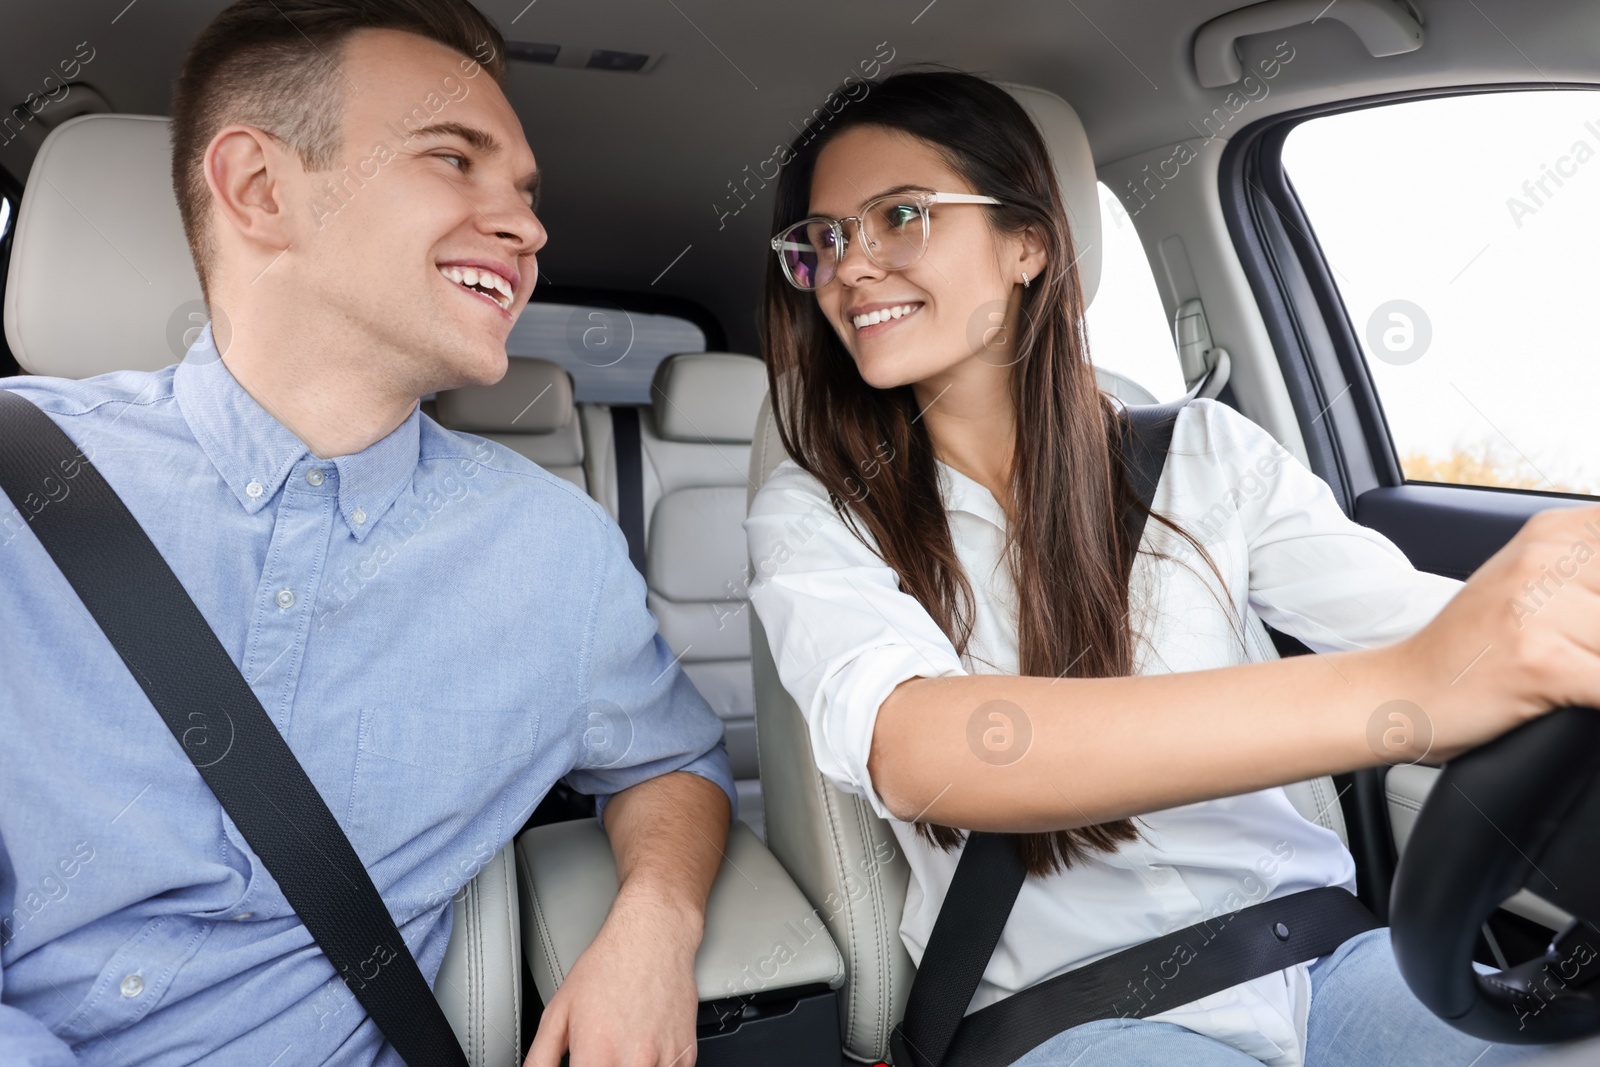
[769,190,1003,291]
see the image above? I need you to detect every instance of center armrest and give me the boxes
[514,819,846,1007]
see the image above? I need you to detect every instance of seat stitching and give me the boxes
[501,850,522,1059]
[852,793,894,1058]
[518,849,565,994]
[468,877,484,1063]
[818,769,868,1053]
[1313,777,1335,831]
[754,408,773,493]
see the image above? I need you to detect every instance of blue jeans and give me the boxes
[1006,928,1545,1066]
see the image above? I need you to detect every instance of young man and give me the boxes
[0,2,735,1064]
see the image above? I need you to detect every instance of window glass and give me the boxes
[1084,181,1187,402]
[1284,91,1600,496]
[508,301,706,404]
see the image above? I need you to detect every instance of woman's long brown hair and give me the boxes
[761,70,1221,878]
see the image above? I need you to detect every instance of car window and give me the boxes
[1084,181,1187,402]
[509,301,706,404]
[0,193,16,379]
[1283,90,1600,497]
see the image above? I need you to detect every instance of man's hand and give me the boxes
[523,890,701,1067]
[524,771,730,1067]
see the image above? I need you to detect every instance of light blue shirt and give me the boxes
[0,326,736,1066]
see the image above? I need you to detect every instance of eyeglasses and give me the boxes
[770,190,1002,291]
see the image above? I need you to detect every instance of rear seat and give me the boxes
[436,351,769,838]
[433,357,587,490]
[582,353,769,837]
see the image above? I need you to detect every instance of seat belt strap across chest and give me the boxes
[0,389,470,1067]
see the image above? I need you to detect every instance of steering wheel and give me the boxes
[1391,706,1600,1043]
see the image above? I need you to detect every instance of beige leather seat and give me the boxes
[435,359,588,491]
[5,112,520,1067]
[581,352,770,835]
[743,85,1351,1063]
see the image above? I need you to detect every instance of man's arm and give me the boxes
[525,509,737,1067]
[524,770,728,1067]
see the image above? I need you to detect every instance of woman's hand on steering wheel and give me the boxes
[1398,503,1600,761]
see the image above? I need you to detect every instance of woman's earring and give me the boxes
[1021,271,1030,289]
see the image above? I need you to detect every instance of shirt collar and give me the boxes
[935,460,1009,531]
[174,321,420,542]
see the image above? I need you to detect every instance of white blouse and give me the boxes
[744,398,1462,1067]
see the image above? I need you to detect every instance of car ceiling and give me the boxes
[3,0,1598,353]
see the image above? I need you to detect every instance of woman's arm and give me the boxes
[875,640,1399,829]
[748,460,1600,833]
[872,504,1600,831]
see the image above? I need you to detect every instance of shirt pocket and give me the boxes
[348,705,540,856]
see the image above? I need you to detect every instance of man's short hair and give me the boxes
[170,0,507,301]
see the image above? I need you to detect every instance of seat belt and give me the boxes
[0,390,470,1067]
[610,405,647,577]
[886,397,1380,1067]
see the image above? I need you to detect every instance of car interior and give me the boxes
[4,0,1600,1064]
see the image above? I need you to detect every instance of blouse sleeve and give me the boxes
[1187,398,1462,651]
[744,460,967,820]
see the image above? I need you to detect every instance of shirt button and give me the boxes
[232,912,254,921]
[119,974,144,998]
[275,589,296,610]
[245,481,264,499]
[352,508,367,526]
[306,469,326,486]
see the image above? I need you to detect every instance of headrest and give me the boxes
[4,114,203,378]
[434,357,574,434]
[651,352,767,443]
[1001,84,1102,309]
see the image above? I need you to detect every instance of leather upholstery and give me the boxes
[583,353,768,818]
[515,819,845,1006]
[6,113,526,1061]
[1094,366,1160,406]
[651,351,769,442]
[746,393,914,1061]
[436,359,588,490]
[436,844,524,1067]
[1386,763,1571,931]
[1283,775,1349,846]
[4,114,202,377]
[436,358,575,435]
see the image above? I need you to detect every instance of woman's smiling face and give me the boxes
[806,124,1036,391]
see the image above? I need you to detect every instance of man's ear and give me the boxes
[204,124,297,255]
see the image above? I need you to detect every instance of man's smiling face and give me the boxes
[281,28,545,396]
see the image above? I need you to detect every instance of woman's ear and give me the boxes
[1013,224,1049,286]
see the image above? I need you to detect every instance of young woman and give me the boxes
[744,70,1598,1067]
